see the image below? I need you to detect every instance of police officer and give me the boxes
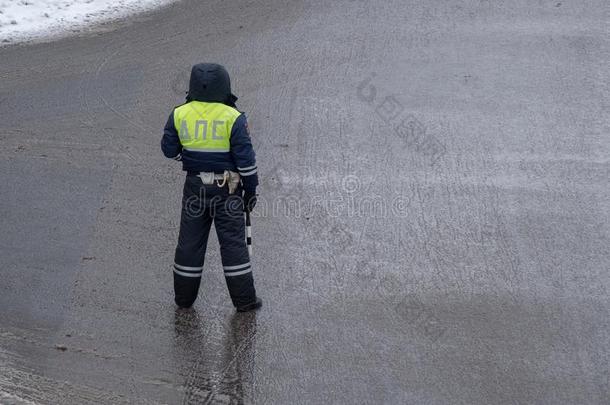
[161,63,262,312]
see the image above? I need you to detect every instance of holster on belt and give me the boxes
[198,172,218,184]
[226,170,240,194]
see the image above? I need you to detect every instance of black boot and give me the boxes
[236,297,262,312]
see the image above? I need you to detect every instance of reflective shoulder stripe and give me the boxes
[224,268,252,277]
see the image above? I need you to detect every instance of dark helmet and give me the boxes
[186,63,238,107]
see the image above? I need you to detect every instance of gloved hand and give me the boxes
[243,190,257,212]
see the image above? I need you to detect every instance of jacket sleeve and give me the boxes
[230,114,259,192]
[161,112,183,160]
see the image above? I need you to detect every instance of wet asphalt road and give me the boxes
[0,0,609,403]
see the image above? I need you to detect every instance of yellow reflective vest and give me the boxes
[173,101,241,153]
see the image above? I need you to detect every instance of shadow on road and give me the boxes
[173,309,258,404]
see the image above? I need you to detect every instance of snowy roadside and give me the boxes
[0,0,177,46]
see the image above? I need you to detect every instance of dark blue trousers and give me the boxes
[173,174,256,308]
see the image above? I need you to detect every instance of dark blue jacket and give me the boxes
[161,110,259,192]
[161,64,258,192]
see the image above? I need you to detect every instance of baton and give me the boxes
[245,211,252,255]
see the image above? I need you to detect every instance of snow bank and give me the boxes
[0,0,176,45]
